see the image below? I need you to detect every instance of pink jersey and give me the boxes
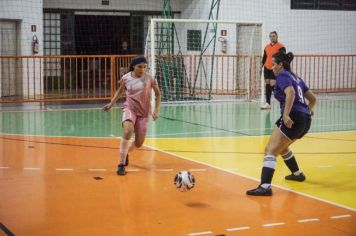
[119,72,157,117]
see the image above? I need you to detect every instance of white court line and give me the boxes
[147,128,356,139]
[0,132,118,140]
[1,129,356,141]
[189,168,207,172]
[146,127,272,137]
[0,100,252,114]
[144,143,356,212]
[0,100,244,114]
[297,218,320,223]
[55,168,73,171]
[330,214,352,219]
[23,167,40,170]
[156,168,173,172]
[187,231,213,236]
[0,166,9,169]
[146,130,226,137]
[263,222,285,227]
[3,106,111,113]
[226,226,250,231]
[88,168,107,172]
[317,165,333,168]
[126,168,141,172]
[312,123,356,128]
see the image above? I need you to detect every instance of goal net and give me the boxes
[145,18,262,103]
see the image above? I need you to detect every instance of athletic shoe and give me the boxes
[260,103,272,110]
[117,164,126,176]
[124,154,129,166]
[246,185,272,196]
[285,172,306,182]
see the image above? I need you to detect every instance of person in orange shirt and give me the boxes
[261,31,286,109]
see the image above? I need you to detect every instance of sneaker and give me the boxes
[124,154,129,166]
[260,103,272,110]
[246,185,272,196]
[285,172,306,182]
[117,164,126,176]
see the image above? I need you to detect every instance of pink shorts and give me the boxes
[122,107,148,134]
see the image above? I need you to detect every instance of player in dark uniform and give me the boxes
[247,51,316,196]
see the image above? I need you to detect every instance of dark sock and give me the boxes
[261,167,275,185]
[282,150,300,173]
[266,84,272,104]
[284,156,299,173]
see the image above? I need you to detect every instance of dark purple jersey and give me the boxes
[274,70,310,115]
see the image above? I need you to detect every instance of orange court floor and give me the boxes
[0,133,355,236]
[1,100,356,235]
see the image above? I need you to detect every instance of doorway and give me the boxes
[0,20,19,97]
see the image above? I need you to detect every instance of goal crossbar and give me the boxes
[149,18,264,102]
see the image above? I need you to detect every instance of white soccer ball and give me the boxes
[174,171,195,192]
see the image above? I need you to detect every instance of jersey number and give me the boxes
[297,86,305,104]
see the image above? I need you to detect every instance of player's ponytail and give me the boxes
[273,51,294,72]
[286,52,294,64]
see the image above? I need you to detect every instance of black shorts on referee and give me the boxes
[276,111,312,140]
[264,67,275,80]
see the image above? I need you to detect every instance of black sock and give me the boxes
[266,84,272,104]
[282,150,300,174]
[261,167,275,185]
[284,157,299,173]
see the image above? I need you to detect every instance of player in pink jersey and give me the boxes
[103,56,161,175]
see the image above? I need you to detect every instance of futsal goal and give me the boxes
[145,18,263,103]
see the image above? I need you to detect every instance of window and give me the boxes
[318,0,341,10]
[43,13,61,77]
[291,0,316,9]
[291,0,356,10]
[341,0,356,10]
[187,30,201,51]
[130,16,144,54]
[44,13,61,55]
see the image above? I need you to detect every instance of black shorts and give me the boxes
[275,111,312,140]
[264,68,275,80]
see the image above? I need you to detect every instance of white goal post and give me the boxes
[146,18,264,103]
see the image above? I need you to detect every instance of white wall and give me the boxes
[180,0,356,55]
[42,0,356,55]
[43,0,180,12]
[0,0,43,97]
[0,0,44,55]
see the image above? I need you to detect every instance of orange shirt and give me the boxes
[264,42,285,70]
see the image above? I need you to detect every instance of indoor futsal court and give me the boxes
[1,0,356,235]
[1,99,356,235]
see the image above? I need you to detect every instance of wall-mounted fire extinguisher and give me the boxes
[32,35,39,54]
[218,37,227,54]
